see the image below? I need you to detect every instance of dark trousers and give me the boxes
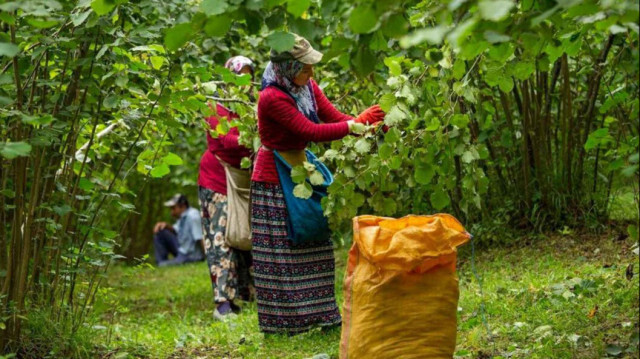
[153,228,203,266]
[153,228,179,264]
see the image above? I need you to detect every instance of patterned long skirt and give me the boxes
[250,181,342,334]
[198,186,254,304]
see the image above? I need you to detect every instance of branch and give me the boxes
[74,120,125,162]
[206,96,256,109]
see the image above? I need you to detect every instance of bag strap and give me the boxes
[272,150,292,171]
[214,154,230,168]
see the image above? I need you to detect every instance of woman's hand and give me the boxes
[355,105,385,126]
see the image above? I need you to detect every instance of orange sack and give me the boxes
[340,214,471,359]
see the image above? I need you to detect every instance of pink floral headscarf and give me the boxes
[224,56,255,75]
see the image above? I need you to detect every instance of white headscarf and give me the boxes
[261,60,318,123]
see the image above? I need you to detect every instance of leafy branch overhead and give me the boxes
[0,0,638,352]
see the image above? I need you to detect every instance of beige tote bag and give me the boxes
[216,156,252,250]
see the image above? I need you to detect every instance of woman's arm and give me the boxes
[260,89,350,142]
[312,80,353,124]
[220,131,242,149]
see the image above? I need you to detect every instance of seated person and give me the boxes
[153,194,205,266]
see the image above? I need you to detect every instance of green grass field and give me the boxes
[90,230,639,358]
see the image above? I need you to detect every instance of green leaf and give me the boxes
[103,95,119,109]
[22,114,54,126]
[309,170,324,186]
[53,204,72,216]
[0,189,15,198]
[291,166,307,183]
[78,178,94,191]
[379,93,396,113]
[200,0,228,16]
[452,59,466,80]
[460,40,489,60]
[384,127,401,143]
[350,123,367,135]
[286,0,310,17]
[621,165,639,177]
[430,189,450,210]
[498,76,514,92]
[0,42,19,57]
[0,12,16,25]
[265,0,286,8]
[453,82,477,103]
[512,61,535,80]
[488,43,514,62]
[384,57,402,76]
[293,182,313,199]
[451,114,469,128]
[26,18,58,28]
[584,128,612,150]
[484,30,510,43]
[462,150,475,163]
[71,9,92,27]
[426,117,440,131]
[415,164,435,185]
[531,5,559,26]
[150,56,164,70]
[91,0,116,16]
[204,15,232,37]
[400,26,447,48]
[389,156,402,170]
[370,31,389,51]
[303,161,316,172]
[162,152,183,166]
[385,106,406,126]
[266,31,296,53]
[354,138,371,154]
[382,198,397,215]
[241,157,252,169]
[164,23,194,51]
[1,141,31,159]
[352,46,376,76]
[115,75,128,88]
[378,143,393,158]
[478,0,515,22]
[382,13,409,39]
[246,0,263,11]
[150,163,170,178]
[349,6,377,34]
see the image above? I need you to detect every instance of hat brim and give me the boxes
[163,200,177,207]
[296,48,323,65]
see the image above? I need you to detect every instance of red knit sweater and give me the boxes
[198,104,252,194]
[252,80,353,183]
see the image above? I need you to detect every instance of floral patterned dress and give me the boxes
[199,187,254,304]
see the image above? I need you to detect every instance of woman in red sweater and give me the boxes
[251,34,385,334]
[198,56,255,320]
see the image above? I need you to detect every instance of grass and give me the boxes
[609,186,639,221]
[85,229,639,358]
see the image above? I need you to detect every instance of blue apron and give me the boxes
[273,149,333,245]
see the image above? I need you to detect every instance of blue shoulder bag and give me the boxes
[273,149,333,245]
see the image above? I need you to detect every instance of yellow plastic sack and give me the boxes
[340,214,470,359]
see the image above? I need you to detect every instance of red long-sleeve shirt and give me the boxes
[252,80,353,183]
[198,104,252,194]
